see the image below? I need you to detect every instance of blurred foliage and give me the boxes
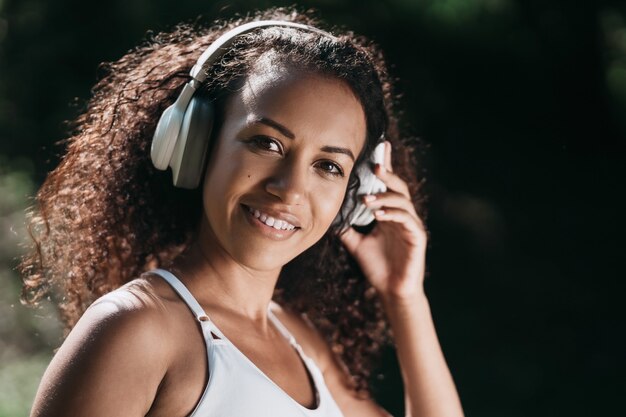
[600,7,626,133]
[0,0,624,416]
[0,157,62,417]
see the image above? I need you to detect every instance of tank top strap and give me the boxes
[266,306,299,348]
[266,307,321,386]
[146,268,226,341]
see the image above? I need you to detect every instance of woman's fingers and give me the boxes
[338,225,363,255]
[373,207,426,244]
[375,163,411,199]
[384,140,393,173]
[362,191,420,223]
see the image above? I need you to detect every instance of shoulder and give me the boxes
[31,276,178,417]
[72,276,176,356]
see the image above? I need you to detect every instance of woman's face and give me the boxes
[201,70,367,271]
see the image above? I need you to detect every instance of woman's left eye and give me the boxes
[317,161,344,177]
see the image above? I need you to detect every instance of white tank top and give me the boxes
[149,269,346,417]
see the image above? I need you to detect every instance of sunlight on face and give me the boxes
[201,69,366,271]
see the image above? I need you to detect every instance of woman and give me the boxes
[21,7,464,417]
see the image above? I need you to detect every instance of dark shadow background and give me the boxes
[1,0,624,416]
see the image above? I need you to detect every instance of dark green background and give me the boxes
[1,0,624,416]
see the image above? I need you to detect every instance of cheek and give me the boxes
[203,149,252,194]
[202,163,240,227]
[313,185,348,226]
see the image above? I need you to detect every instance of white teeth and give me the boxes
[247,206,296,231]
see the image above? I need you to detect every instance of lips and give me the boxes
[240,204,301,241]
[247,206,296,230]
[241,204,302,229]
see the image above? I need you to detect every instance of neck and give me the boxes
[169,217,282,322]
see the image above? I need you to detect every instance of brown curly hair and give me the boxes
[18,7,426,396]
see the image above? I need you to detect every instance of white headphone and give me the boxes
[150,20,386,227]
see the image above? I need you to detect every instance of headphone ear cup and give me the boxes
[332,142,387,230]
[170,96,215,189]
[349,168,386,226]
[331,162,376,230]
[151,104,184,170]
[151,83,198,171]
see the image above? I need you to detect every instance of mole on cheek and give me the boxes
[247,174,251,178]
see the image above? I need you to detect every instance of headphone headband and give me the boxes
[190,20,336,83]
[151,20,335,172]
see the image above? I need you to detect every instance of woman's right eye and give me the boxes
[248,136,283,154]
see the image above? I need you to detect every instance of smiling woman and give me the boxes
[18,6,464,417]
[201,72,366,265]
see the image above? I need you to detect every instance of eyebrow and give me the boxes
[254,117,356,162]
[319,146,355,162]
[256,117,295,139]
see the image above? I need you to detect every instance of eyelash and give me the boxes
[247,136,345,178]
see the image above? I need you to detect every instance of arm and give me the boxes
[30,290,169,417]
[339,141,464,417]
[381,292,464,417]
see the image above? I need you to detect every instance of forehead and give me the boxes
[226,68,367,155]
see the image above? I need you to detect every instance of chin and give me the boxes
[232,247,295,271]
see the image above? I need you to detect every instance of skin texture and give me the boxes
[30,63,464,417]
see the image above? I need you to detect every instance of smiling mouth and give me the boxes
[241,204,301,236]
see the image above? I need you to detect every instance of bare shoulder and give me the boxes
[269,302,392,417]
[71,275,176,355]
[31,277,175,417]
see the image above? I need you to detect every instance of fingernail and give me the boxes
[374,209,385,216]
[363,195,376,202]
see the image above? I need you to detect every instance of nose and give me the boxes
[264,156,307,205]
